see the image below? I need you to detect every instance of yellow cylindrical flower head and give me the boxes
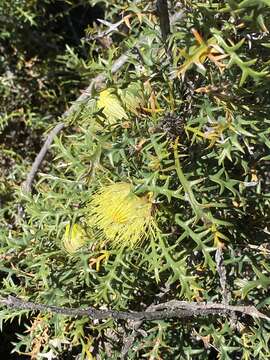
[87,182,154,249]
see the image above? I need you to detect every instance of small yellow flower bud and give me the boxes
[63,223,87,254]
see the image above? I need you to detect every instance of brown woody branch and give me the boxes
[1,296,269,322]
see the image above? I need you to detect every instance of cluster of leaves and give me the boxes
[1,0,270,359]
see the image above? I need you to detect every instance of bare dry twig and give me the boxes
[1,296,269,322]
[21,123,65,194]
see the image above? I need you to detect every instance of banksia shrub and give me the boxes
[1,1,270,359]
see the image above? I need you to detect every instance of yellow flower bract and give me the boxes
[87,183,154,248]
[63,223,87,254]
[97,88,128,124]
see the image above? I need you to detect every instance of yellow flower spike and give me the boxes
[87,182,155,249]
[63,223,87,254]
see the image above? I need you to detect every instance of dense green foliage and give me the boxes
[1,0,270,359]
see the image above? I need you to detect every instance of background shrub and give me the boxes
[1,1,270,359]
